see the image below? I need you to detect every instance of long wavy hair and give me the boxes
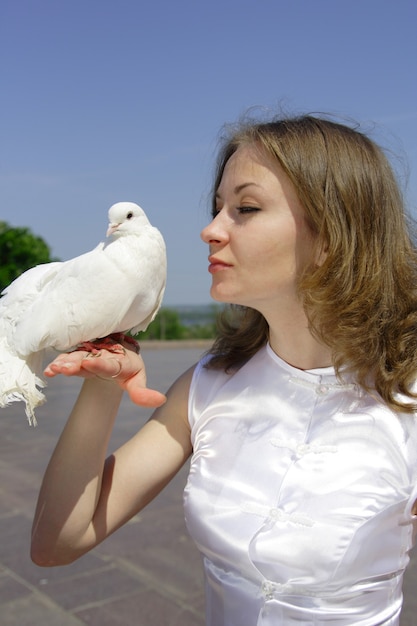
[206,114,417,413]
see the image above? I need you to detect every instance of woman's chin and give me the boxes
[209,288,244,307]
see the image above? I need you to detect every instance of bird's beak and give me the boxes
[106,222,120,237]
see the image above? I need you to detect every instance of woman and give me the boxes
[31,114,417,625]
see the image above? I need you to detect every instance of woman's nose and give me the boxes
[200,212,228,245]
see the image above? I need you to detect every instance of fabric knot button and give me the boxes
[316,384,329,396]
[261,581,276,600]
[261,580,288,599]
[295,443,310,457]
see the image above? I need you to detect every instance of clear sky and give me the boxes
[1,0,416,305]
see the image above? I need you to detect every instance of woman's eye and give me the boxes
[210,205,260,220]
[237,206,260,214]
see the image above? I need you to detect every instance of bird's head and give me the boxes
[106,202,150,238]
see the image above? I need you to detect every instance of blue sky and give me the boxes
[1,0,416,305]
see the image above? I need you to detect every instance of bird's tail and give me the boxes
[0,338,46,426]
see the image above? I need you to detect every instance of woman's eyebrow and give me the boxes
[215,182,261,199]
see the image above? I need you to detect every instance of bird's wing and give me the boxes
[10,246,117,354]
[0,262,63,345]
[1,262,63,300]
[130,281,166,334]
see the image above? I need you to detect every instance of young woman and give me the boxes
[31,114,417,625]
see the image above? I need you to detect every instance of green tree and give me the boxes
[182,320,216,340]
[138,306,218,341]
[0,221,58,293]
[139,308,186,340]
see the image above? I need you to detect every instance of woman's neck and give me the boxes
[267,314,333,371]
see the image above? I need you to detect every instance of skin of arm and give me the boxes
[30,348,194,567]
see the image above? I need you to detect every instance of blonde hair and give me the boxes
[207,114,417,413]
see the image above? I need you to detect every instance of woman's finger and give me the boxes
[121,373,167,407]
[44,351,93,378]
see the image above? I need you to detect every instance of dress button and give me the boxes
[261,581,275,600]
[296,443,309,457]
[261,580,289,599]
[316,384,329,396]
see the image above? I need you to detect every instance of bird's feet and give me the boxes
[74,333,140,355]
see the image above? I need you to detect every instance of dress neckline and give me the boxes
[266,342,336,378]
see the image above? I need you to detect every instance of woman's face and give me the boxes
[200,145,314,315]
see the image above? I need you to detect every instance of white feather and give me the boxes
[0,202,166,424]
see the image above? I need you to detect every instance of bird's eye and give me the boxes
[127,212,133,219]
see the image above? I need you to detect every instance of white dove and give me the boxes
[0,201,166,424]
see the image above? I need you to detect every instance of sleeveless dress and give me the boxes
[183,344,417,625]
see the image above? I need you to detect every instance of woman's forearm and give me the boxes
[31,377,123,565]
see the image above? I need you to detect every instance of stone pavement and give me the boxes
[0,343,417,625]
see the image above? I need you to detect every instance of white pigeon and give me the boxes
[0,202,167,424]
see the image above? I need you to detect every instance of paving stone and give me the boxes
[0,571,32,603]
[75,588,205,626]
[41,564,145,611]
[1,593,85,626]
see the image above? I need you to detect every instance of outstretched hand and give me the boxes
[44,343,166,408]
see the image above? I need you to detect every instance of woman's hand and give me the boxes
[44,342,166,408]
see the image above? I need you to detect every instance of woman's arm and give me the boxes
[30,346,194,566]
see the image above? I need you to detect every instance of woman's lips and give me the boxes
[208,256,232,274]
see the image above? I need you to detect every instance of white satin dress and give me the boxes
[184,344,417,625]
